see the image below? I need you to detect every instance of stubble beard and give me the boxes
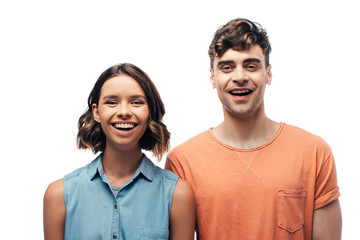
[222,91,264,122]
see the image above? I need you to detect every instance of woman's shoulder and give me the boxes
[155,166,179,182]
[64,156,101,181]
[142,154,178,183]
[44,178,65,209]
[173,178,194,200]
[43,178,66,239]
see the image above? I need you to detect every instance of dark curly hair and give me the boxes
[77,63,170,160]
[208,18,271,69]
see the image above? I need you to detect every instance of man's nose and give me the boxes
[232,67,248,85]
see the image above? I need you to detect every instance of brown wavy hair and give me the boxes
[77,63,170,160]
[208,18,271,69]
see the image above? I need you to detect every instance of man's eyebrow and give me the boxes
[217,58,262,68]
[243,58,261,64]
[216,60,234,67]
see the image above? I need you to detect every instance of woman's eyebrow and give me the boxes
[102,95,118,100]
[102,94,147,100]
[130,95,147,100]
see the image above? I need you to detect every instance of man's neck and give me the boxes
[212,109,280,149]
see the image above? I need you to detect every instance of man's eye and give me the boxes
[221,65,233,72]
[246,64,258,70]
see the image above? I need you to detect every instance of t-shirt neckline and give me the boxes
[208,122,285,152]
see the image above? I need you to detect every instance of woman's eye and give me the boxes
[132,100,144,105]
[105,101,117,105]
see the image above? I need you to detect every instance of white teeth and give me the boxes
[114,123,135,129]
[231,89,250,94]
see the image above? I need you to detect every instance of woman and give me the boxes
[44,63,195,240]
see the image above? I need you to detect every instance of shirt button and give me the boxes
[113,234,117,239]
[114,204,117,209]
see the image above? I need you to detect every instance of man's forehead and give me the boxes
[216,45,265,62]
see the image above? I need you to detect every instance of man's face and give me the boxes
[210,45,272,119]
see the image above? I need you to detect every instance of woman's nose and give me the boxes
[116,104,132,119]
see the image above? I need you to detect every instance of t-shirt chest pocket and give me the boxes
[277,189,307,233]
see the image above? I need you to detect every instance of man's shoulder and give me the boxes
[282,123,330,148]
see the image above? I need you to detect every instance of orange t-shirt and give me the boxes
[165,123,340,240]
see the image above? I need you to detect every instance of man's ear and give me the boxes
[210,68,216,89]
[266,64,272,85]
[92,104,100,123]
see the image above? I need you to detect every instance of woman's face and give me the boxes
[92,74,149,151]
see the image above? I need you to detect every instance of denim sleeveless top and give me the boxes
[64,154,178,240]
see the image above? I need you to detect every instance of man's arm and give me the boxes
[312,199,342,240]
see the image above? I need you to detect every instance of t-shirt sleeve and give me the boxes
[314,147,340,210]
[165,150,186,180]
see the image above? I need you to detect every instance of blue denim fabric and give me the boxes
[64,154,178,240]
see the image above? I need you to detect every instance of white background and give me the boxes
[1,0,359,238]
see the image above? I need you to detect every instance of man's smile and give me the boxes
[229,89,253,96]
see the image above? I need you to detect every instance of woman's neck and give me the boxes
[101,144,143,186]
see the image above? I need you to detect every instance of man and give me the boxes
[165,18,341,239]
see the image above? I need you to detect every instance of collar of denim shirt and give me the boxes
[87,153,156,183]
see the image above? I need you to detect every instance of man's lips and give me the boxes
[229,89,253,96]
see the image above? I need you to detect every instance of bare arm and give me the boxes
[312,199,342,240]
[169,179,196,240]
[43,178,66,240]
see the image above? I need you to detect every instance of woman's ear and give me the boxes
[92,104,100,123]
